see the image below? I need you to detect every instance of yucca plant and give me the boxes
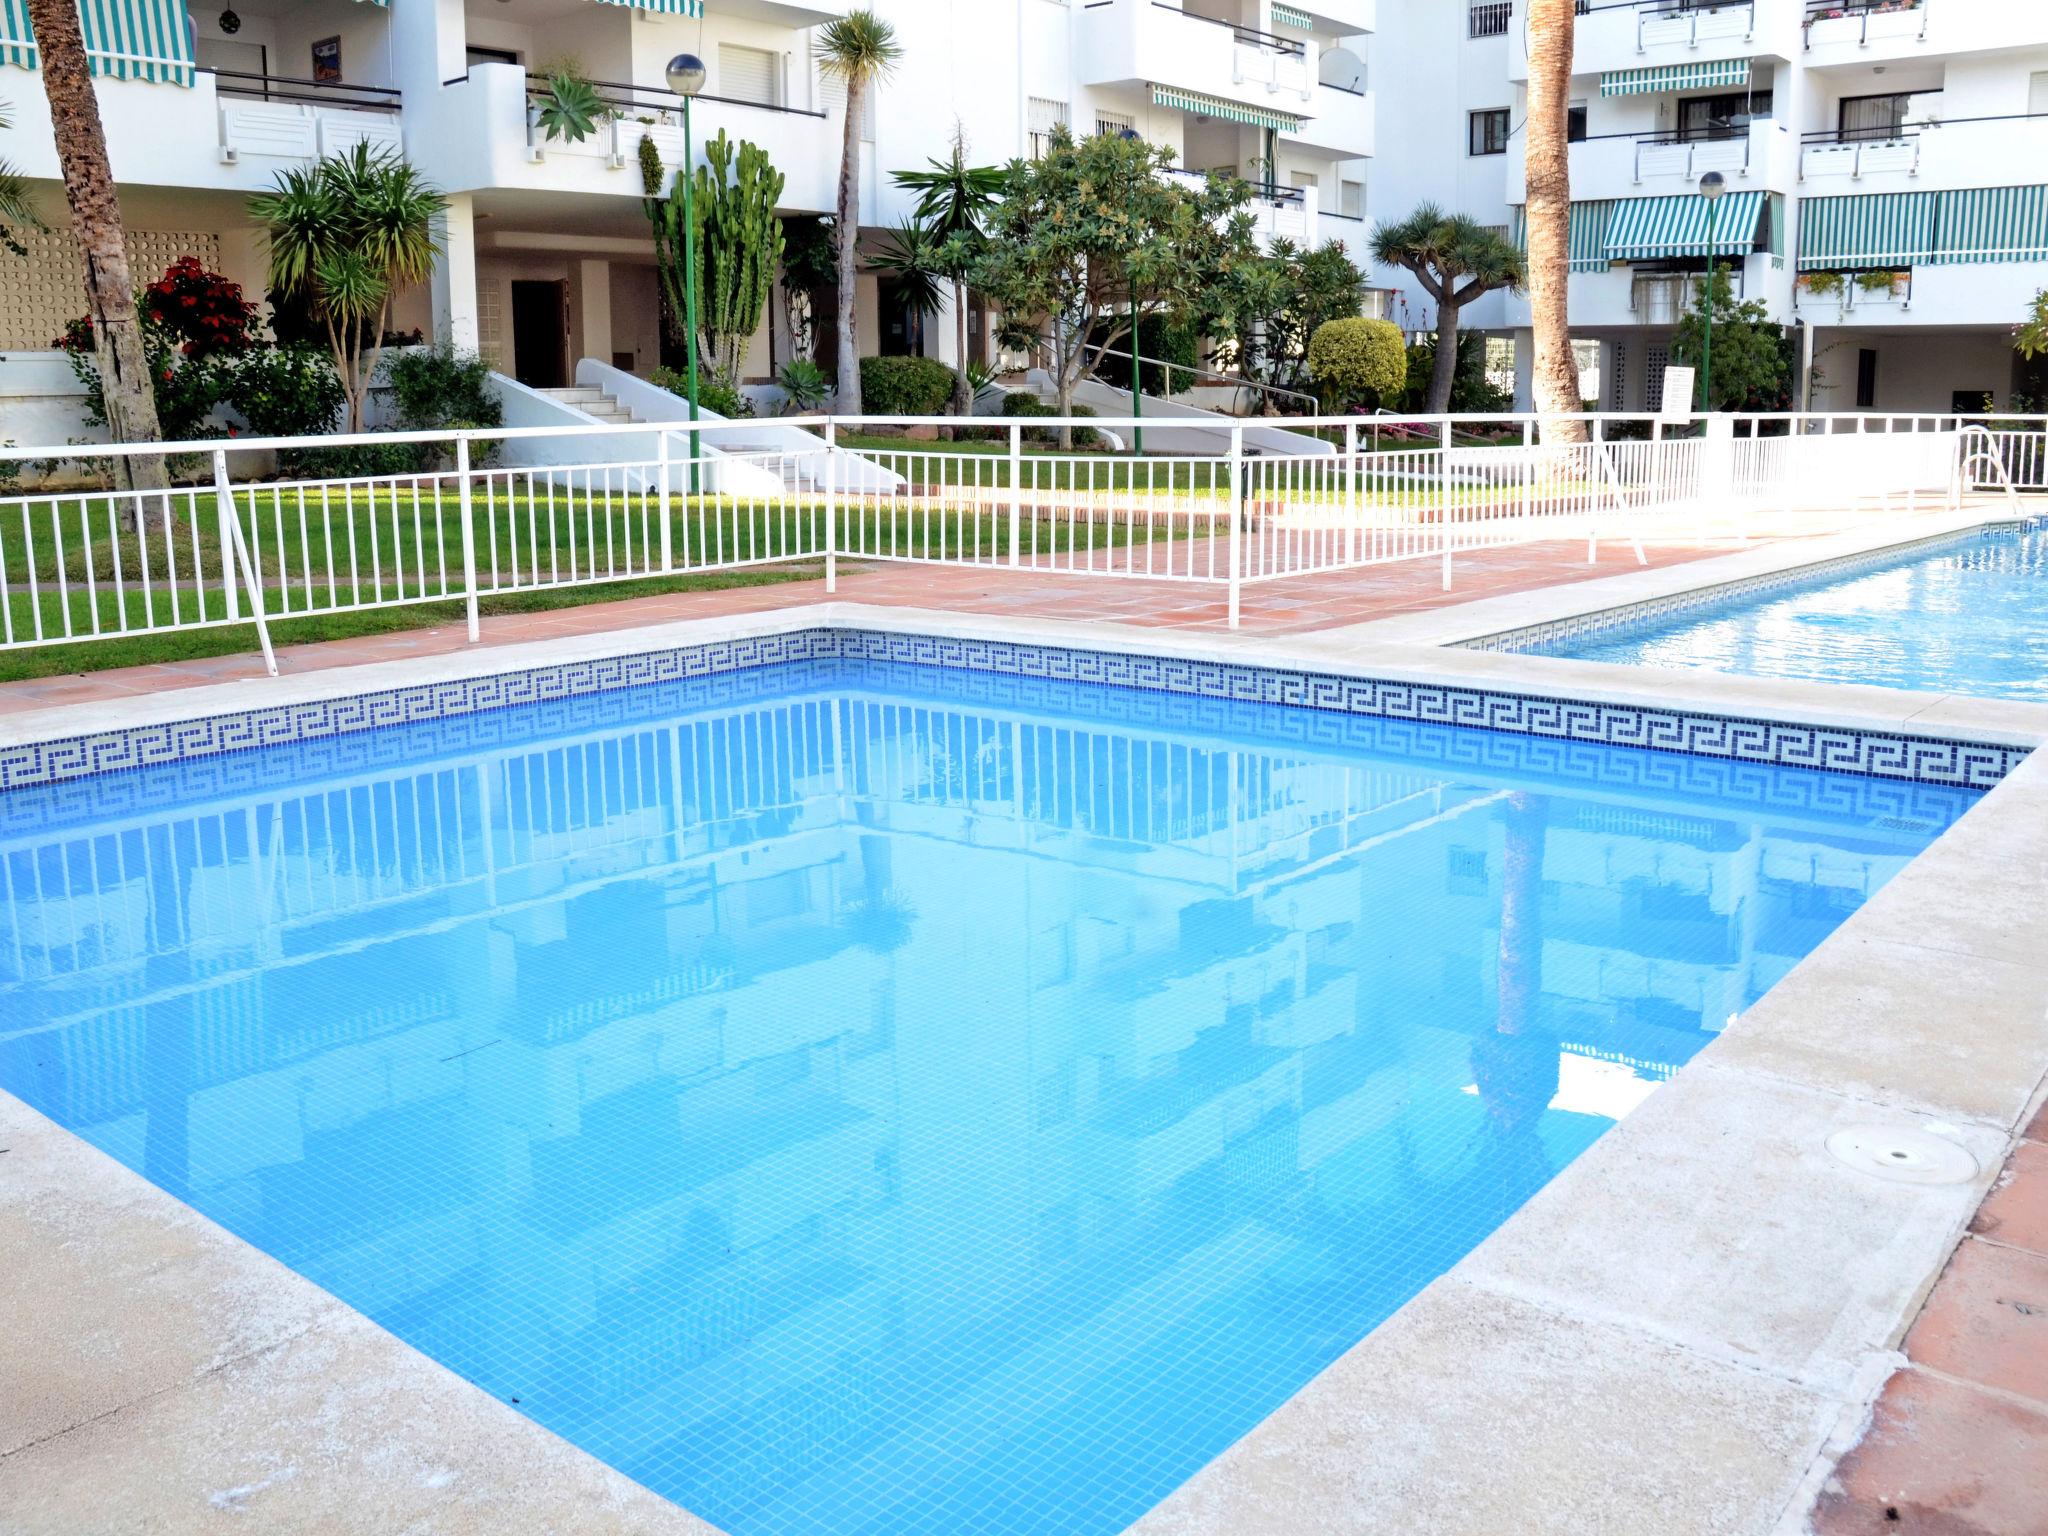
[777,357,830,415]
[0,100,38,258]
[250,143,445,432]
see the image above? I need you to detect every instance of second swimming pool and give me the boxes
[1525,525,2048,701]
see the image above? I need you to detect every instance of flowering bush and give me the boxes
[141,256,259,360]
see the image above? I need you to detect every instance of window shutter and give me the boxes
[719,45,780,108]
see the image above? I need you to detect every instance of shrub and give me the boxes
[1307,317,1405,410]
[141,257,260,360]
[383,345,502,434]
[859,355,956,417]
[1001,392,1101,449]
[55,257,261,443]
[230,342,345,440]
[650,365,754,419]
[1089,314,1198,397]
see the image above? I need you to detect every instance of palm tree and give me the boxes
[0,100,39,257]
[816,8,902,414]
[1372,204,1525,416]
[892,132,1005,415]
[250,143,444,432]
[1525,0,1586,443]
[865,217,947,356]
[23,0,163,488]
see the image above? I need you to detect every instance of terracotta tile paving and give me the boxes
[0,536,1760,718]
[1812,1107,2048,1536]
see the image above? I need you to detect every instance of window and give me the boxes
[466,45,519,68]
[1094,111,1134,138]
[718,44,781,108]
[1568,101,1588,142]
[1028,96,1070,159]
[1838,92,1911,142]
[1469,108,1510,156]
[1289,170,1321,192]
[1856,348,1878,410]
[1468,2,1512,38]
[1339,178,1364,218]
[1677,90,1773,143]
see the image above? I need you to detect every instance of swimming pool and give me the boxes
[1528,525,2048,699]
[0,658,1972,1534]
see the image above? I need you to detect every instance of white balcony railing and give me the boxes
[1633,132,1751,183]
[1635,0,1756,51]
[212,73,404,167]
[1802,0,1928,51]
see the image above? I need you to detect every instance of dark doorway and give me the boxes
[511,280,568,389]
[1855,348,1878,410]
[878,278,926,358]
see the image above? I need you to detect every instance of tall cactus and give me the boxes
[641,129,786,388]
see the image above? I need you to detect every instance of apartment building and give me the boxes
[1372,0,2048,415]
[0,0,1376,437]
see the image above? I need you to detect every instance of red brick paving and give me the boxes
[0,537,1756,718]
[1812,1106,2048,1536]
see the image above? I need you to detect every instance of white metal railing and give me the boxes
[1638,0,1755,51]
[1469,1,1513,38]
[1803,0,1930,50]
[0,412,2030,663]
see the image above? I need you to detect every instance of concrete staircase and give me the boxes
[537,385,639,425]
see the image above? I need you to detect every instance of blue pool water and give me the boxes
[1536,526,2048,700]
[0,660,1973,1533]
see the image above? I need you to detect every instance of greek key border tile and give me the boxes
[1465,527,1991,654]
[0,623,2026,800]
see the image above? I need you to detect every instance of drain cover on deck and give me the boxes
[1827,1126,1979,1186]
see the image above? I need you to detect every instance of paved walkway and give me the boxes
[0,536,1761,717]
[1812,1098,2048,1535]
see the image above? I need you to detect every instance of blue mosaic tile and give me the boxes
[0,623,2025,798]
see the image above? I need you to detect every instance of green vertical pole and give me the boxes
[1700,200,1718,416]
[682,97,703,496]
[1130,289,1143,456]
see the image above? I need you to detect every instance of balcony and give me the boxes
[213,73,403,168]
[1282,0,1377,30]
[1802,0,2048,65]
[1077,1,1316,124]
[1508,119,1793,201]
[1512,0,1799,82]
[1287,81,1375,157]
[430,64,838,213]
[1163,170,1323,252]
[1799,111,2048,196]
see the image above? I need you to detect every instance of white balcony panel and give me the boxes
[1802,0,2048,67]
[221,103,319,161]
[1511,1,1799,83]
[318,111,404,160]
[1285,86,1373,158]
[1076,0,1317,124]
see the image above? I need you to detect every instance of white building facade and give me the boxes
[1369,0,2048,415]
[0,0,1376,434]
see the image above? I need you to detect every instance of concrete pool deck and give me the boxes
[3,528,2047,1531]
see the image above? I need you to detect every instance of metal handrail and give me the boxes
[1802,0,1930,48]
[203,67,402,112]
[1954,424,2024,515]
[1082,342,1321,414]
[523,74,826,120]
[1147,0,1308,55]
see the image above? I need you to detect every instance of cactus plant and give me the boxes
[641,129,786,387]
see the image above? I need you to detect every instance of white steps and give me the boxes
[538,386,638,425]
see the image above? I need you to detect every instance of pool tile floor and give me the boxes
[1811,1103,2048,1536]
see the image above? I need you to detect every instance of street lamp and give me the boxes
[1697,170,1727,415]
[667,52,707,493]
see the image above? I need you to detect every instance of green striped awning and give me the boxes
[352,0,388,6]
[1510,200,1616,273]
[1272,5,1314,28]
[1600,59,1751,97]
[1796,191,1937,270]
[590,0,704,12]
[1606,189,1765,260]
[0,0,196,85]
[1928,185,2048,265]
[1152,84,1305,134]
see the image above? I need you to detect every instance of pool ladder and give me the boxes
[1953,426,2028,523]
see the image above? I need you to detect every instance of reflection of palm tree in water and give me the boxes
[1470,791,1560,1219]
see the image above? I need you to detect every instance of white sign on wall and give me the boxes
[1660,366,1696,423]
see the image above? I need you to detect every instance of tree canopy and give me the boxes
[1371,203,1523,414]
[1670,263,1795,411]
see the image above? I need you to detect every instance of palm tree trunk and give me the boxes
[833,83,864,414]
[26,0,165,495]
[1526,0,1587,444]
[1427,301,1462,416]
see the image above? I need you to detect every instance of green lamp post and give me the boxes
[667,52,707,493]
[1697,170,1726,415]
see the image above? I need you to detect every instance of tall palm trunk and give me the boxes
[1526,0,1586,444]
[25,0,164,493]
[951,276,972,417]
[834,83,864,414]
[1427,300,1463,416]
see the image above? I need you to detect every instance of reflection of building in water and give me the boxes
[0,681,1940,1521]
